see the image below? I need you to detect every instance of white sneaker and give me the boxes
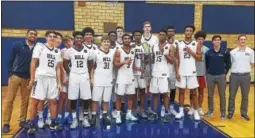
[112,110,117,119]
[126,112,138,121]
[38,118,45,128]
[116,113,122,124]
[70,119,78,129]
[194,110,201,121]
[175,112,184,119]
[82,117,91,127]
[198,108,204,116]
[45,117,51,125]
[187,108,194,116]
[79,108,84,121]
[169,105,177,116]
[160,106,165,118]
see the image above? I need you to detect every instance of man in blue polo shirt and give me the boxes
[2,29,37,133]
[205,35,231,119]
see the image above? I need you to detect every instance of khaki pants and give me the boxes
[3,75,30,124]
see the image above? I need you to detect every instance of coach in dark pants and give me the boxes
[2,29,37,133]
[227,35,254,121]
[205,35,231,119]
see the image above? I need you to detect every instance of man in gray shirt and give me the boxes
[188,31,209,116]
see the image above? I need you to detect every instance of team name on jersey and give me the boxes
[155,51,163,55]
[75,55,85,60]
[103,57,111,62]
[47,54,55,59]
[135,48,143,53]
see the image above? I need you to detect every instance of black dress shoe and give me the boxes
[19,120,29,129]
[241,114,250,121]
[227,113,233,119]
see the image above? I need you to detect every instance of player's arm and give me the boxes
[250,51,254,68]
[165,45,176,64]
[114,49,128,68]
[186,43,202,61]
[63,59,70,75]
[224,50,231,74]
[56,61,62,92]
[175,45,180,81]
[28,43,41,88]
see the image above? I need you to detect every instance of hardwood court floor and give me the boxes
[1,85,254,138]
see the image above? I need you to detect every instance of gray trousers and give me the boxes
[228,73,251,115]
[207,74,226,113]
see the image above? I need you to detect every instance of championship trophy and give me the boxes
[140,42,153,79]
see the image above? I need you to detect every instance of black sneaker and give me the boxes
[161,115,169,123]
[27,123,37,135]
[90,115,96,126]
[102,113,111,126]
[49,122,62,131]
[241,114,250,121]
[19,120,29,129]
[227,113,233,119]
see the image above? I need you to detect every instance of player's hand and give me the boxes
[176,73,181,82]
[186,47,192,54]
[27,79,34,89]
[57,83,62,92]
[127,59,133,65]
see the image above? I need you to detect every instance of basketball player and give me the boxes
[187,31,209,116]
[166,25,179,116]
[132,30,148,118]
[27,31,62,135]
[108,31,117,48]
[80,27,97,121]
[114,34,137,124]
[57,35,74,124]
[141,21,159,113]
[116,26,124,47]
[175,25,202,120]
[63,31,94,128]
[148,30,170,122]
[90,36,114,126]
[36,32,63,128]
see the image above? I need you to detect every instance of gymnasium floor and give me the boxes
[1,85,254,138]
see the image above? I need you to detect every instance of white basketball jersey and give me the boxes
[117,47,136,84]
[94,49,115,86]
[33,43,62,77]
[168,40,180,74]
[178,40,197,76]
[64,46,93,74]
[133,44,144,76]
[115,41,123,48]
[141,34,158,49]
[152,44,169,78]
[83,43,98,60]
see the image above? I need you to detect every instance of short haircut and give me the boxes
[45,30,56,37]
[115,26,124,31]
[166,25,175,30]
[159,29,167,34]
[194,31,207,40]
[238,34,247,40]
[212,35,222,41]
[101,35,110,42]
[184,24,195,32]
[108,31,117,36]
[132,30,143,36]
[143,21,151,27]
[72,31,84,37]
[122,33,131,40]
[27,29,37,34]
[55,32,63,39]
[82,27,95,36]
[63,35,73,43]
